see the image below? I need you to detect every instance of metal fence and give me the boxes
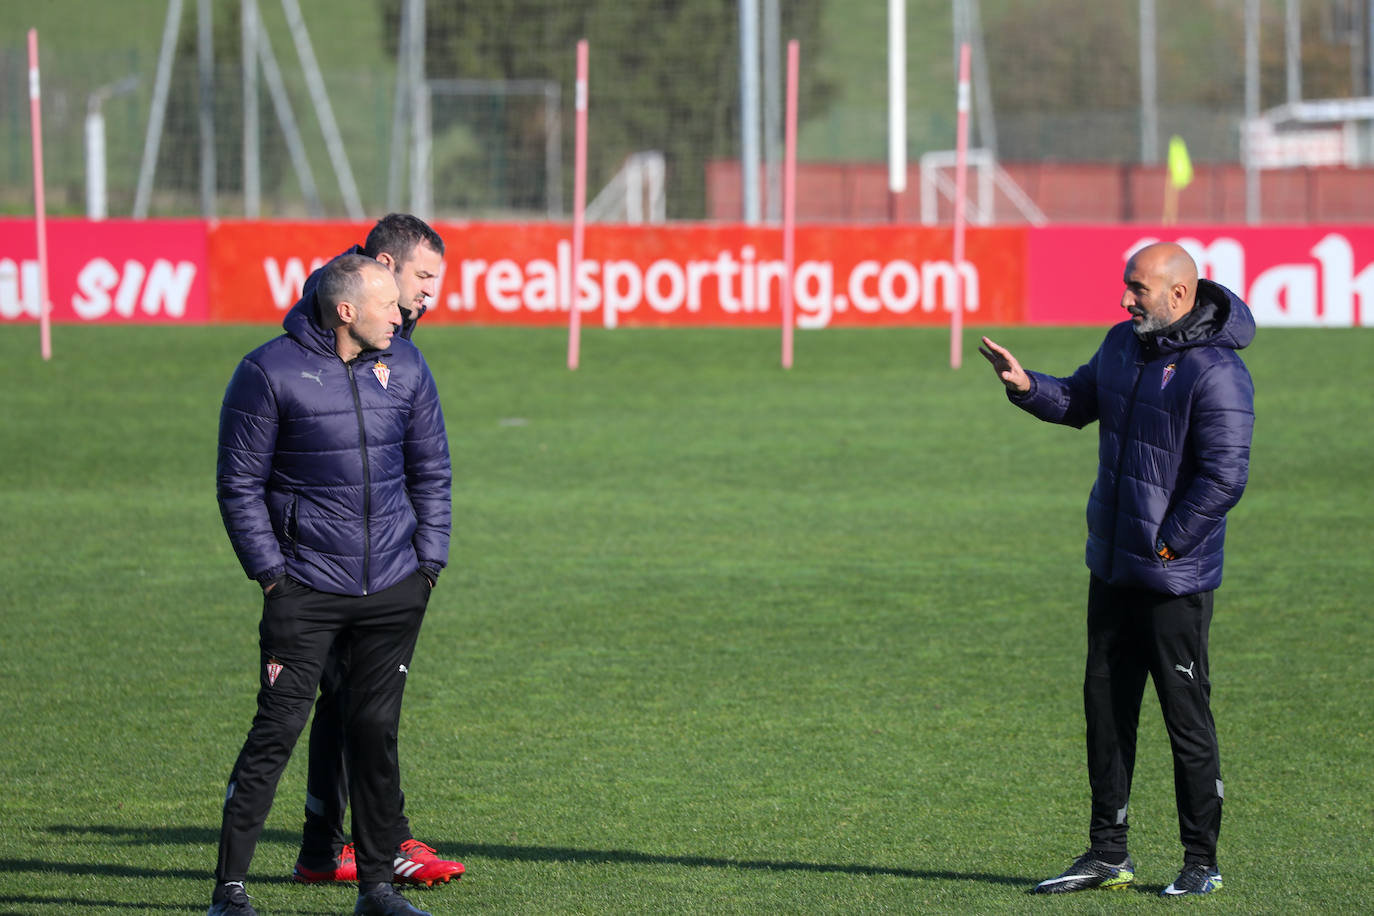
[3,0,1373,223]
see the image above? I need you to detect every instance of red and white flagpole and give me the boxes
[781,40,798,370]
[29,29,52,361]
[567,39,588,370]
[950,42,970,370]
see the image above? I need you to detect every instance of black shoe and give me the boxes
[355,884,434,916]
[1031,850,1135,893]
[207,881,258,916]
[1162,863,1222,896]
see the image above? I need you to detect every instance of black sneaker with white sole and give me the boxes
[1162,863,1222,896]
[207,881,257,916]
[355,883,433,916]
[1031,851,1136,893]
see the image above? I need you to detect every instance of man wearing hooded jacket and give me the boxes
[290,215,465,890]
[979,242,1254,898]
[210,254,446,916]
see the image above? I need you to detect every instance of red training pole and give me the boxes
[950,42,970,370]
[567,39,588,371]
[781,40,798,370]
[29,29,52,361]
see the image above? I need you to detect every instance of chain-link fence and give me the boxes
[3,0,1373,222]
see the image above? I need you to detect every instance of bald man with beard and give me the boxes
[980,243,1255,897]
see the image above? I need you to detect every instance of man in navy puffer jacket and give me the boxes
[980,242,1254,898]
[211,254,448,916]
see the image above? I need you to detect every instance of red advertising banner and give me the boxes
[0,218,208,323]
[6,219,1370,328]
[1028,225,1374,327]
[207,221,369,323]
[208,221,1029,327]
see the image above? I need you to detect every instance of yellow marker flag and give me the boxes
[1168,135,1193,189]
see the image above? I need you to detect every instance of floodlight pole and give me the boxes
[281,0,365,220]
[406,0,431,220]
[1245,0,1260,224]
[198,0,217,219]
[133,0,184,219]
[763,0,782,223]
[740,0,761,224]
[1139,0,1158,164]
[387,0,418,211]
[242,0,260,218]
[251,3,324,216]
[1285,0,1301,105]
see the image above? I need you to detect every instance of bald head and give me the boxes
[1132,242,1198,298]
[1121,242,1199,337]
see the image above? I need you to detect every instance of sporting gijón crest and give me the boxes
[372,360,390,389]
[1161,363,1177,389]
[266,659,284,687]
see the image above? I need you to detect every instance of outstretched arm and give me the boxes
[978,336,1030,394]
[983,333,1104,430]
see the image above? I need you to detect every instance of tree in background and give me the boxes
[155,0,294,212]
[982,0,1367,163]
[382,0,834,219]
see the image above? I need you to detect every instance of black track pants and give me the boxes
[215,571,429,885]
[299,635,413,863]
[1083,575,1222,866]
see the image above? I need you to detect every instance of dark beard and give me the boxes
[1131,313,1170,338]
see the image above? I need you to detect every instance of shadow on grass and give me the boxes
[0,899,195,914]
[22,823,1028,889]
[451,840,1027,887]
[3,828,342,915]
[0,897,337,916]
[4,826,302,882]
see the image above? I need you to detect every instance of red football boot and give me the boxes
[292,842,358,884]
[391,839,465,887]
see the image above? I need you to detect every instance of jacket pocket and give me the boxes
[281,496,299,558]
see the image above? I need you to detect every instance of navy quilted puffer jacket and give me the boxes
[216,290,451,596]
[1011,279,1255,595]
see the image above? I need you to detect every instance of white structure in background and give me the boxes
[85,76,138,220]
[1242,97,1374,169]
[586,152,666,224]
[918,148,1045,225]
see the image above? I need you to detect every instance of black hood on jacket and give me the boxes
[280,245,367,358]
[287,243,424,343]
[1145,277,1255,355]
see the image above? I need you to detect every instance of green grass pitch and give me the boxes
[1,324,1370,914]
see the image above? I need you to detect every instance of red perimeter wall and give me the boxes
[707,160,1374,224]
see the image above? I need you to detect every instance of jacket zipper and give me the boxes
[347,362,371,594]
